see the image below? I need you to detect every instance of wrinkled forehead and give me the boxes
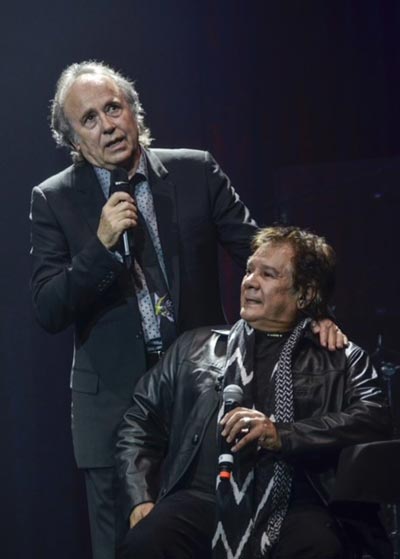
[249,242,295,276]
[62,75,125,128]
[65,73,121,102]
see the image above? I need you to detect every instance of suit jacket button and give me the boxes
[192,434,199,444]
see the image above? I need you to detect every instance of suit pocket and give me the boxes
[71,368,99,394]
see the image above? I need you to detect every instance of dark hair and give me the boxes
[252,226,336,318]
[50,60,152,162]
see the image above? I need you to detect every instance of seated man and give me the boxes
[116,226,392,559]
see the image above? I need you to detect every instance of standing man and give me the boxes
[30,61,344,559]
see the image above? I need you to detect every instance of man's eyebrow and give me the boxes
[80,108,96,121]
[246,259,279,274]
[261,264,279,274]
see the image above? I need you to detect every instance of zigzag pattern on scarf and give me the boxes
[261,318,310,552]
[213,475,275,558]
[212,519,254,559]
[225,347,254,386]
[213,318,310,559]
[216,471,255,505]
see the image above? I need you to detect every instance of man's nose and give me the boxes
[100,113,115,133]
[243,271,259,289]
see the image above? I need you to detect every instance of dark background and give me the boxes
[1,1,399,557]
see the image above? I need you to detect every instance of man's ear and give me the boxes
[68,131,80,151]
[297,285,316,310]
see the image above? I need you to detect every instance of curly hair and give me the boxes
[252,226,336,318]
[50,60,152,162]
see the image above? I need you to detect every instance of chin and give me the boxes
[112,153,135,169]
[240,309,257,323]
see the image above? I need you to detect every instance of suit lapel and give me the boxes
[72,163,106,235]
[68,156,182,320]
[145,149,181,321]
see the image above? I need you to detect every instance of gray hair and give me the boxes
[50,60,152,162]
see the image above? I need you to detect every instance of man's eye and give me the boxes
[107,104,121,114]
[83,113,96,127]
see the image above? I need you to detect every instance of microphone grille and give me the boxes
[223,384,243,404]
[111,167,129,183]
[110,168,130,196]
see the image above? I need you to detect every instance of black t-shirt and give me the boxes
[253,330,321,505]
[253,330,290,415]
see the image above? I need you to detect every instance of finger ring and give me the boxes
[244,417,252,428]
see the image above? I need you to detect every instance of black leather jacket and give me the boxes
[116,325,391,522]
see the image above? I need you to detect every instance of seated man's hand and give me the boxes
[221,407,281,453]
[311,318,348,351]
[129,502,155,529]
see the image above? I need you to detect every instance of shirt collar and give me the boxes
[93,146,148,196]
[136,148,148,178]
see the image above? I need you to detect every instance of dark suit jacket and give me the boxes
[30,148,257,468]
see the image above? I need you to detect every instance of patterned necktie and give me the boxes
[129,175,177,350]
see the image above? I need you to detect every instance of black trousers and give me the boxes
[117,491,345,559]
[84,467,118,559]
[272,503,344,559]
[117,490,215,559]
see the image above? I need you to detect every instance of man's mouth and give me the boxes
[244,296,261,305]
[105,137,125,149]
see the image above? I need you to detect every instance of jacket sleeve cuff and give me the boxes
[274,422,293,455]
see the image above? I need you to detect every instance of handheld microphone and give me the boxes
[218,384,243,480]
[110,168,132,267]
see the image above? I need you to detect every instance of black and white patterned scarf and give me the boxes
[212,318,310,559]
